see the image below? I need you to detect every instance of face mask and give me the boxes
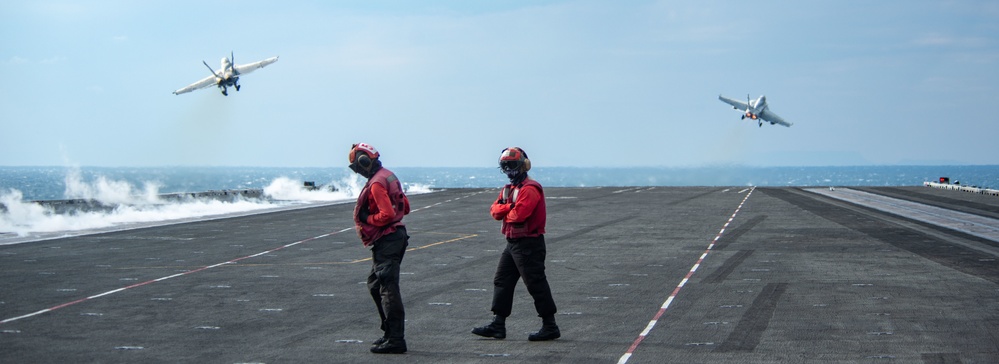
[506,170,527,185]
[350,159,380,178]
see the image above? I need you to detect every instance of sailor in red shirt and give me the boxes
[473,147,561,342]
[349,143,411,354]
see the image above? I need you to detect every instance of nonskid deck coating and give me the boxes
[1,186,997,363]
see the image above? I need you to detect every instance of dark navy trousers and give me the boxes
[367,227,408,339]
[490,235,557,318]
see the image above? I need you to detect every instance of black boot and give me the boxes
[370,338,407,354]
[471,315,506,339]
[528,316,560,341]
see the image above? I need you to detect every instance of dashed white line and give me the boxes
[618,187,755,364]
[0,228,351,325]
[2,190,486,326]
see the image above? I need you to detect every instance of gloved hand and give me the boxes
[358,206,370,223]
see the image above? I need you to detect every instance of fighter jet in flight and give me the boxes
[173,52,278,96]
[718,94,792,127]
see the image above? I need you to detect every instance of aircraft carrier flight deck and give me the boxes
[2,186,998,363]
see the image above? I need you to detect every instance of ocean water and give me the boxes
[1,165,996,239]
[3,165,998,201]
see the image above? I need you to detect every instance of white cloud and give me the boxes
[911,33,989,48]
[6,56,29,64]
[40,56,66,64]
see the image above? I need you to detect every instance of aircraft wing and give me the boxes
[718,95,749,110]
[233,56,279,76]
[173,75,217,95]
[759,109,793,127]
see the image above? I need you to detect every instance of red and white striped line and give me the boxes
[0,228,352,325]
[617,187,755,364]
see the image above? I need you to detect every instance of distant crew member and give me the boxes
[349,143,411,354]
[472,147,561,341]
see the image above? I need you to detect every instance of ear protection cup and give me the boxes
[514,147,530,172]
[355,153,372,169]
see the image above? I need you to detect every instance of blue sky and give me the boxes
[2,1,997,168]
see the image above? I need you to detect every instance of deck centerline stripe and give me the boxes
[617,187,755,364]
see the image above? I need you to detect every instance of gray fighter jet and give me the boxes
[174,52,278,96]
[718,94,792,127]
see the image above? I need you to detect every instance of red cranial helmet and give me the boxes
[349,143,381,177]
[499,147,531,173]
[349,143,379,164]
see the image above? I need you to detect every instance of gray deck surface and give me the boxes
[2,186,998,363]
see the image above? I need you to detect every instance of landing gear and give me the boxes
[758,121,763,127]
[221,87,228,96]
[235,84,240,92]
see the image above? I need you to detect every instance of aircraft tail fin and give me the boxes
[202,60,218,77]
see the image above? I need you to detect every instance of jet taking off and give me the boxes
[173,53,278,96]
[718,94,792,127]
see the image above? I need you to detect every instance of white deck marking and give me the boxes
[807,188,999,243]
[0,190,486,325]
[618,187,755,364]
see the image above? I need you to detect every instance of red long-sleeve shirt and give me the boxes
[363,181,410,227]
[490,183,541,223]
